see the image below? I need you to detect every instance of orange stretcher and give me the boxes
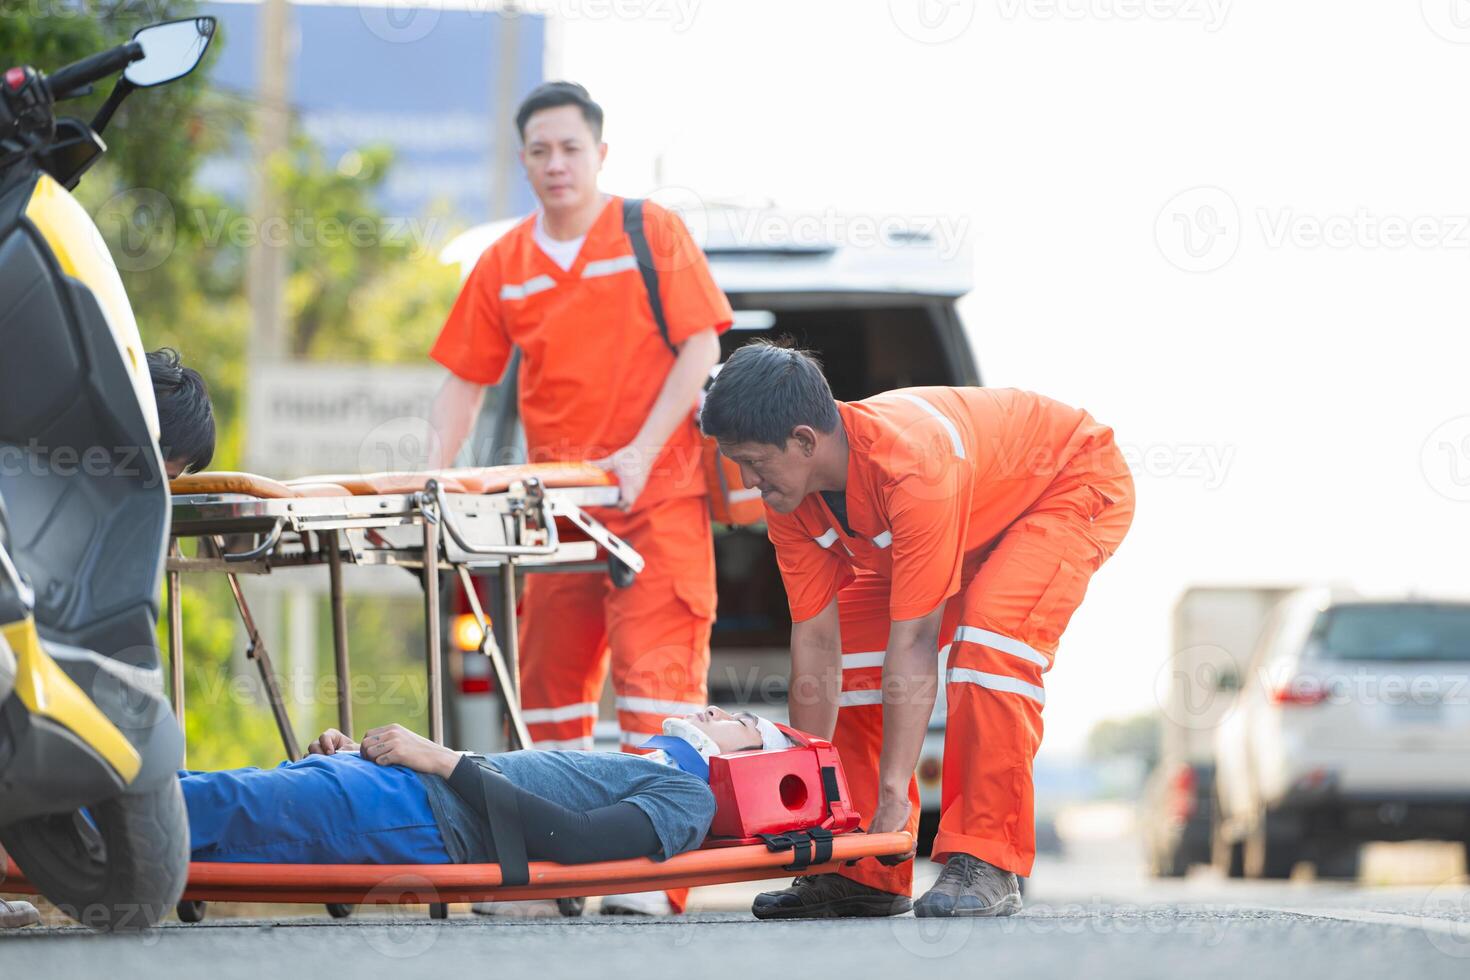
[165,463,642,760]
[2,832,912,911]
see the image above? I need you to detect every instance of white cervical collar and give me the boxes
[660,717,721,762]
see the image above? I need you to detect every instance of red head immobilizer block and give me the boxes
[706,724,862,842]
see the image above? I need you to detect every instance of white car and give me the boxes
[1213,589,1470,879]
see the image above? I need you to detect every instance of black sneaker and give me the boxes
[752,874,912,920]
[914,853,1022,917]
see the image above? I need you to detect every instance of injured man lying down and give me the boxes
[179,708,790,866]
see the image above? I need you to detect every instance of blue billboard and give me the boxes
[200,0,545,222]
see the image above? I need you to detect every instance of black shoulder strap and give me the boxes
[621,197,678,358]
[474,761,530,887]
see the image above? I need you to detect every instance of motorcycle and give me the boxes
[0,17,216,930]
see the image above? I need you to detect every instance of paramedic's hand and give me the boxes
[868,796,918,866]
[308,728,359,756]
[589,447,651,512]
[360,723,461,778]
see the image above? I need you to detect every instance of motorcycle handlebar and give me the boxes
[43,41,144,101]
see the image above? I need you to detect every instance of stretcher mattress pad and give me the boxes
[170,463,615,499]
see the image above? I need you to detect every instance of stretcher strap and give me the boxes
[475,762,530,887]
[821,766,841,804]
[758,827,835,871]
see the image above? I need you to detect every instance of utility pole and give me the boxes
[490,2,520,221]
[245,0,294,730]
[249,0,291,363]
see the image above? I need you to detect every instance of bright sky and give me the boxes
[554,1,1470,755]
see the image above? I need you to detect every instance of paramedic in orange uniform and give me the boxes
[428,82,733,917]
[700,341,1135,919]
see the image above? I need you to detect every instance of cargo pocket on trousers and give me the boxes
[1024,556,1089,656]
[673,575,717,623]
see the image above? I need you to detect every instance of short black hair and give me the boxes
[515,81,604,142]
[699,340,840,447]
[147,347,215,475]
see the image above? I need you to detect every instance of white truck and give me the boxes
[1141,585,1295,876]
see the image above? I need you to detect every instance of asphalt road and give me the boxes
[5,841,1469,978]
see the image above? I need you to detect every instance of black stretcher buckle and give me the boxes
[759,827,835,872]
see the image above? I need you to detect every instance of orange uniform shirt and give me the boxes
[431,196,734,508]
[766,387,1123,622]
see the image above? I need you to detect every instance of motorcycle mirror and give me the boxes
[123,17,216,89]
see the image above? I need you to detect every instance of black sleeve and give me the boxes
[448,755,663,865]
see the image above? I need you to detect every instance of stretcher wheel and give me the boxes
[608,555,635,589]
[325,903,354,919]
[429,902,448,919]
[176,900,207,923]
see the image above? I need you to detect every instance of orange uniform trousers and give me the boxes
[516,492,716,912]
[834,463,1136,896]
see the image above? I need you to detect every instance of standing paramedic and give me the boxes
[700,341,1136,919]
[427,82,732,917]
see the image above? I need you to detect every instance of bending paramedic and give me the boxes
[700,341,1136,919]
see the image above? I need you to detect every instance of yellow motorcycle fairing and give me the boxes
[0,616,142,784]
[23,172,160,443]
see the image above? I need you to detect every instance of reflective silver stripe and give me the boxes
[871,530,893,549]
[842,650,885,670]
[838,688,884,707]
[893,392,966,459]
[521,701,598,724]
[581,254,638,279]
[947,667,1045,705]
[499,274,557,301]
[729,487,762,503]
[615,695,704,716]
[532,735,595,750]
[952,625,1049,669]
[814,528,839,549]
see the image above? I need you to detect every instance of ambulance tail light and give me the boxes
[452,613,495,695]
[456,647,494,696]
[1166,764,1197,824]
[452,613,486,652]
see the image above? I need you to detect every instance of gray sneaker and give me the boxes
[752,874,912,920]
[914,853,1022,917]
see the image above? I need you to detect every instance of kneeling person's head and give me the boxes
[147,348,215,479]
[699,340,839,515]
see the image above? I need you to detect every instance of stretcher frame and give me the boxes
[106,468,917,921]
[1,831,913,910]
[166,471,643,761]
